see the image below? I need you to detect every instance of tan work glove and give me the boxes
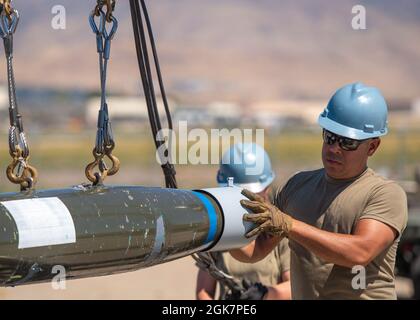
[240,189,293,238]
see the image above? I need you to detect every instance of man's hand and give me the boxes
[225,279,268,300]
[240,189,293,238]
[239,280,268,300]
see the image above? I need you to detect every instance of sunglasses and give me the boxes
[322,129,369,151]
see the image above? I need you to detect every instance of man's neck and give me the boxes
[325,166,369,183]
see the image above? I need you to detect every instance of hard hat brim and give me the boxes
[318,115,388,140]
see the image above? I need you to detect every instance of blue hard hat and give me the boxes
[318,82,388,140]
[217,143,275,193]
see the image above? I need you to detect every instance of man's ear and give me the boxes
[367,138,381,156]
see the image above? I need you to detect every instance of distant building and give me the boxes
[86,96,177,127]
[207,101,243,127]
[173,106,213,127]
[173,100,328,130]
[173,101,243,128]
[385,99,420,129]
[247,100,326,130]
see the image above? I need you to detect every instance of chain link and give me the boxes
[0,0,12,20]
[94,0,116,23]
[85,4,119,186]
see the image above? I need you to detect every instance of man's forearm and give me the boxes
[265,281,291,300]
[288,219,375,268]
[239,189,396,269]
[230,235,282,263]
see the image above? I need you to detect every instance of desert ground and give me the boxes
[0,256,198,300]
[0,256,414,300]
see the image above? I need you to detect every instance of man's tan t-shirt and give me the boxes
[275,168,408,300]
[214,238,290,299]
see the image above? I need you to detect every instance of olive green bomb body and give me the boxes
[0,186,223,286]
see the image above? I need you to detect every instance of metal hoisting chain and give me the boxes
[0,0,12,20]
[94,0,116,23]
[0,2,38,191]
[4,2,11,18]
[85,2,120,186]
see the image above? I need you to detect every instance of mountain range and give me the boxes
[1,0,419,103]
